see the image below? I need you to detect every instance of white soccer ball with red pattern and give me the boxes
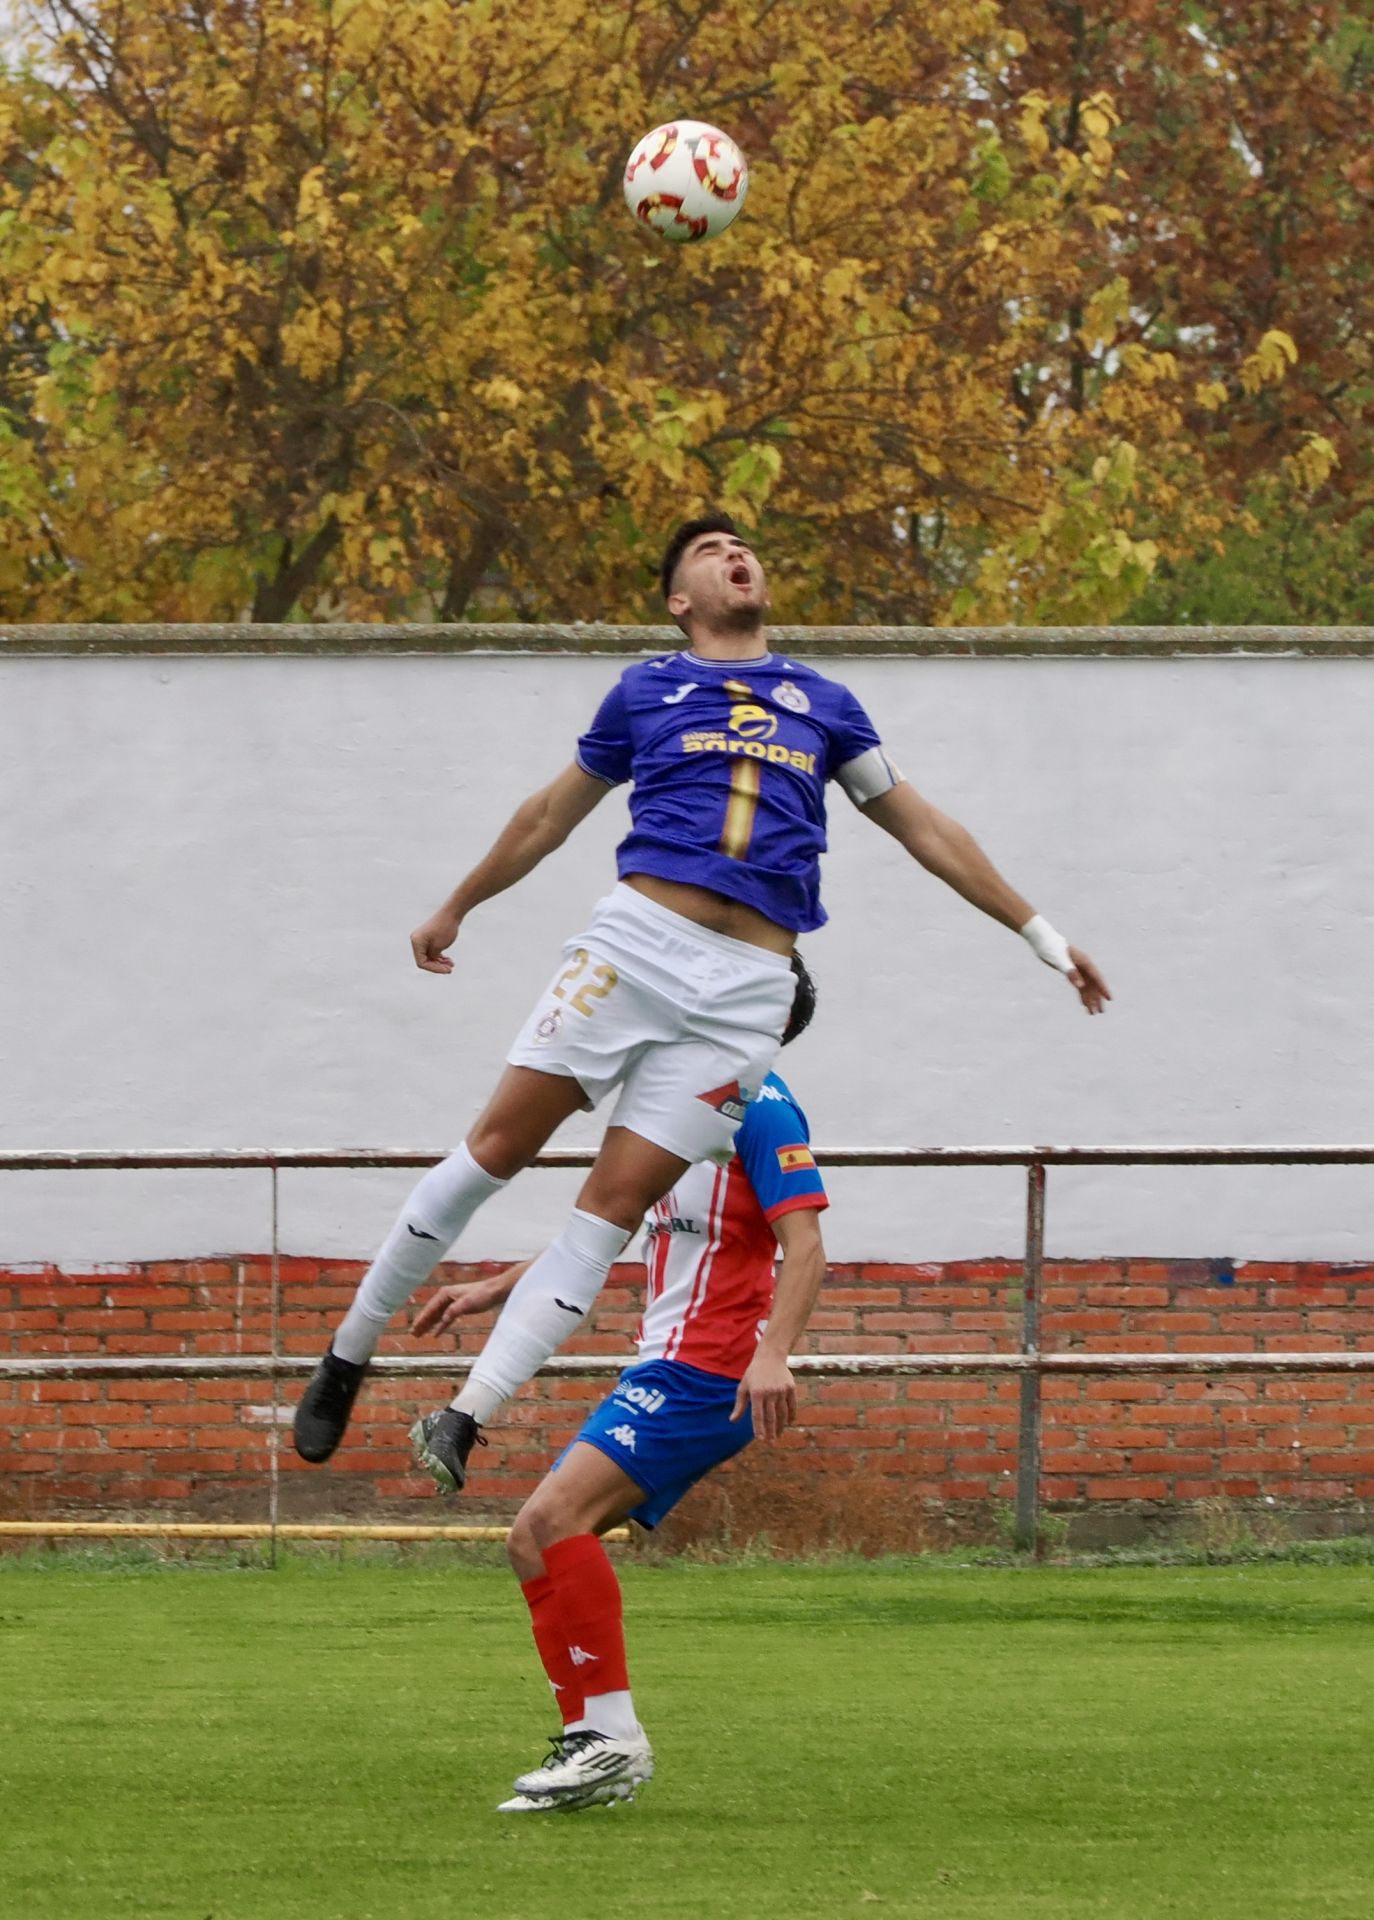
[623,120,748,243]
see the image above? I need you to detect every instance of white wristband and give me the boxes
[1020,914,1074,975]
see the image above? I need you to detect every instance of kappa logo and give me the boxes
[607,1423,638,1452]
[568,1645,599,1667]
[662,682,698,705]
[614,1379,667,1415]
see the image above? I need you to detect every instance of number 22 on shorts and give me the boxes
[551,948,620,1017]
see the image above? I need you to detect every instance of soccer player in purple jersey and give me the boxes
[292,512,1110,1482]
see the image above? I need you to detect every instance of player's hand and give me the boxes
[731,1351,797,1443]
[1066,947,1112,1016]
[411,906,461,974]
[412,1280,502,1337]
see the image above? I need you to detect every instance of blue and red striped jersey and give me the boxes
[637,1072,827,1378]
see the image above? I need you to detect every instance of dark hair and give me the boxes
[659,512,740,600]
[781,951,816,1047]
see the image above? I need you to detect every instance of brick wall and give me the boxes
[3,1258,1372,1548]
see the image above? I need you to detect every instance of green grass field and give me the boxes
[3,1552,1372,1919]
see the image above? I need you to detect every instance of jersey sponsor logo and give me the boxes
[697,1078,750,1124]
[647,1215,701,1236]
[607,1423,637,1452]
[776,1144,816,1173]
[775,680,811,714]
[680,729,817,774]
[662,681,698,704]
[728,701,777,742]
[613,1380,667,1414]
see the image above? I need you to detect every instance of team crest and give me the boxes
[534,1009,563,1045]
[775,680,810,714]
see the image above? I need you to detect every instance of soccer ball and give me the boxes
[623,121,748,243]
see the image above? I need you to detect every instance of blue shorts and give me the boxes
[556,1358,754,1530]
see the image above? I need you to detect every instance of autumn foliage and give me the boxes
[0,1,1368,625]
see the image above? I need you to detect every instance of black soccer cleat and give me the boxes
[409,1406,486,1493]
[292,1349,369,1463]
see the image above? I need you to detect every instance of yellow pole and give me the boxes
[0,1520,629,1542]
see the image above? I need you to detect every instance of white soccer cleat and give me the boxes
[513,1727,654,1805]
[496,1787,634,1813]
[497,1792,561,1814]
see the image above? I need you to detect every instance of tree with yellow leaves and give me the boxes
[0,0,1345,626]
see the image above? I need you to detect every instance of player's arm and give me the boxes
[413,1261,532,1336]
[730,1207,827,1443]
[860,781,1111,1016]
[411,764,610,974]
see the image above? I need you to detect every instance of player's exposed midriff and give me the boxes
[621,871,796,954]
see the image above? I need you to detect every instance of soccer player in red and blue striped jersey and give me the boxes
[415,974,827,1812]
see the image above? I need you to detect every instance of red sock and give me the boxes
[520,1573,583,1726]
[541,1532,631,1699]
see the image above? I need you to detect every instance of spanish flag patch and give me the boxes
[776,1144,816,1173]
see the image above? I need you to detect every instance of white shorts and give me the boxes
[506,885,794,1166]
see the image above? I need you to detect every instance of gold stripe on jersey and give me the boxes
[719,757,762,861]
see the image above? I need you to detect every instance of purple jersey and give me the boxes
[575,649,896,932]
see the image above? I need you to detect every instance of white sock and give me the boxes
[332,1142,508,1365]
[451,1209,631,1422]
[582,1690,640,1743]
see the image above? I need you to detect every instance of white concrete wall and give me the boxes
[2,649,1371,1264]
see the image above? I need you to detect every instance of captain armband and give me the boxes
[834,746,904,806]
